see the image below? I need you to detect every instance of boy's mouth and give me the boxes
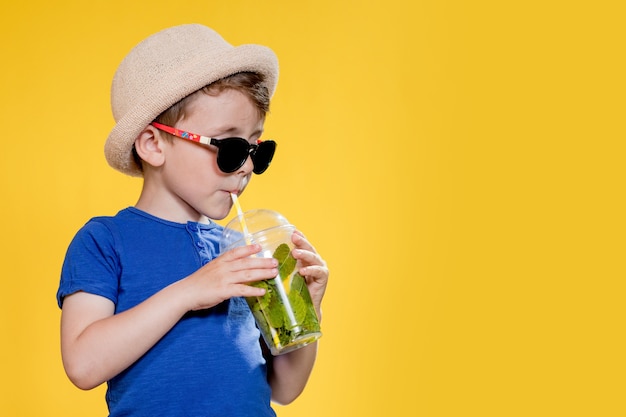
[231,176,249,195]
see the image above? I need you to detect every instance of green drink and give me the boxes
[220,208,322,355]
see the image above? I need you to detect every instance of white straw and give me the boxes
[231,193,251,244]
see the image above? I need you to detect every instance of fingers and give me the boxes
[221,237,327,285]
[218,246,278,283]
[291,230,316,253]
[233,259,279,283]
[220,243,264,261]
[292,248,325,270]
[187,245,277,310]
[234,283,267,298]
[289,231,329,287]
[291,232,324,265]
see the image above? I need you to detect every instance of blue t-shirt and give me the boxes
[57,207,275,417]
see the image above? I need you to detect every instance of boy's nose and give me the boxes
[239,154,255,174]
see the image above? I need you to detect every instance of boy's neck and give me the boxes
[135,183,210,224]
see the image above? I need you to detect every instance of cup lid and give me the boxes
[220,209,292,252]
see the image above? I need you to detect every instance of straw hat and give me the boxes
[104,24,279,177]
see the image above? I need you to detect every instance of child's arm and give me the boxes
[60,244,278,390]
[268,231,329,404]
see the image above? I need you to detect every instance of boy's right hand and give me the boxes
[183,244,278,311]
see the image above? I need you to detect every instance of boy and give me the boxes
[57,24,328,416]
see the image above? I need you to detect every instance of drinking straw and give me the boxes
[230,192,283,349]
[230,193,251,244]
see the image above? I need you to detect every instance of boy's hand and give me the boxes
[290,231,329,318]
[185,244,278,311]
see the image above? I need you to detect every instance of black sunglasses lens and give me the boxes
[216,139,250,173]
[252,141,276,174]
[215,138,276,174]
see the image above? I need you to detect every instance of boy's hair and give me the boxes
[132,72,270,171]
[155,71,270,126]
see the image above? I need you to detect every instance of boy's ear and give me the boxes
[134,125,166,168]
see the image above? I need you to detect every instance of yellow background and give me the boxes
[1,1,624,416]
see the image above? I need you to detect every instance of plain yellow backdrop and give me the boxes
[1,0,624,416]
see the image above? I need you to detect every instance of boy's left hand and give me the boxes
[291,230,328,318]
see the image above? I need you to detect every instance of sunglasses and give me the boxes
[151,122,276,174]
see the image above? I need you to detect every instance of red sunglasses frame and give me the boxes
[151,122,263,146]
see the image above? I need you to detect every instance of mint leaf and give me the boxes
[267,297,285,328]
[250,280,271,311]
[288,290,307,323]
[273,243,296,278]
[290,272,306,294]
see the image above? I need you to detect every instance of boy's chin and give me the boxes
[202,207,230,222]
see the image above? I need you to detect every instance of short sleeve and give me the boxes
[56,219,121,308]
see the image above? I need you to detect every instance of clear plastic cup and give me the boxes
[220,209,322,355]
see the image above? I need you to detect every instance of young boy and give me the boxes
[56,24,328,416]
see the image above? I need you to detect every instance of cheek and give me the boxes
[171,145,219,174]
[165,147,225,192]
[196,153,224,180]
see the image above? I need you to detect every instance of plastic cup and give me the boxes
[220,209,322,355]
